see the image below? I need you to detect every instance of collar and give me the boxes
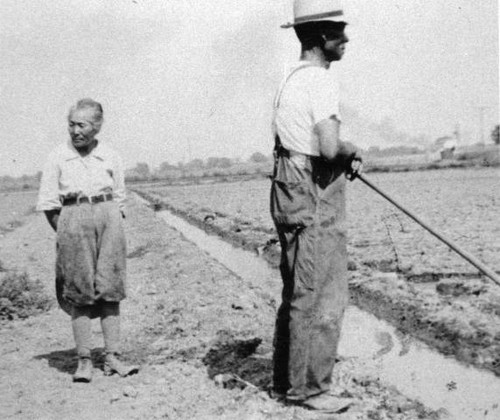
[63,139,106,161]
[294,59,325,70]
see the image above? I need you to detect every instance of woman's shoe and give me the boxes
[103,353,139,377]
[73,357,93,383]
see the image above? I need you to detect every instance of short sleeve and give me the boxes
[309,72,341,124]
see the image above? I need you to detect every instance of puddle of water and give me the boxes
[156,208,500,420]
[340,307,500,420]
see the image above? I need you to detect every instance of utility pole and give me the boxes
[183,136,193,164]
[453,123,461,145]
[187,136,193,163]
[474,106,491,145]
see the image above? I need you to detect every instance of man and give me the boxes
[270,0,361,413]
[37,98,138,382]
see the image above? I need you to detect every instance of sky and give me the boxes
[0,0,498,176]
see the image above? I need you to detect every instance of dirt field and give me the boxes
[134,168,500,376]
[0,190,37,235]
[0,193,445,419]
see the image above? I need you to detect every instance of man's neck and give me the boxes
[300,48,330,69]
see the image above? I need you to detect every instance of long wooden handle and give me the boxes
[355,173,500,287]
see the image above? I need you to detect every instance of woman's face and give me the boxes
[68,108,99,149]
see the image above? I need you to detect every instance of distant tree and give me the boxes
[492,125,500,145]
[367,146,381,155]
[219,158,233,168]
[249,152,268,163]
[135,162,150,178]
[158,161,176,172]
[185,158,204,169]
[154,161,181,180]
[206,157,232,168]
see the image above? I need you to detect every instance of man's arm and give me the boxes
[314,116,360,160]
[314,116,362,178]
[44,209,60,232]
[37,151,64,223]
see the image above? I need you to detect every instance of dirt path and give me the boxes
[0,195,442,420]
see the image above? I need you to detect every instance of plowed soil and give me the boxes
[0,194,442,419]
[134,168,500,376]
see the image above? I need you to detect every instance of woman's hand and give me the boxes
[44,209,60,232]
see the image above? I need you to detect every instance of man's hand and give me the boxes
[337,141,363,180]
[346,154,363,180]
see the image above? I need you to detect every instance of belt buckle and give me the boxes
[76,195,92,205]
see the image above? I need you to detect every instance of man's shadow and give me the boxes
[34,347,105,374]
[202,330,272,391]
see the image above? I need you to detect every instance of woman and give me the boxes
[37,98,138,382]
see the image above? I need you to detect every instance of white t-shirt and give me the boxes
[273,62,341,157]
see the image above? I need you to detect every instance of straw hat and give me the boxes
[281,0,345,28]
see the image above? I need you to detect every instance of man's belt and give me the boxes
[274,136,313,160]
[62,193,113,206]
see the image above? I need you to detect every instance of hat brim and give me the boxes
[281,12,346,29]
[280,19,347,29]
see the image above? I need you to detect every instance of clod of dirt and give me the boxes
[362,259,398,272]
[231,297,257,311]
[127,245,150,259]
[436,279,487,297]
[373,272,399,282]
[149,201,163,212]
[347,260,358,271]
[123,386,138,398]
[436,280,467,296]
[255,238,278,257]
[109,391,121,403]
[213,373,237,388]
[203,214,216,224]
[374,331,394,358]
[231,224,242,233]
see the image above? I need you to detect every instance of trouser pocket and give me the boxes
[271,179,315,228]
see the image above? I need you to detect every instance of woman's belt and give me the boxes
[62,193,113,206]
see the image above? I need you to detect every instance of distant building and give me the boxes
[434,136,457,159]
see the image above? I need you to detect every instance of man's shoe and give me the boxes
[299,394,353,413]
[268,389,287,401]
[103,353,139,377]
[73,357,93,383]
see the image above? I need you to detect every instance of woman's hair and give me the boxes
[294,21,347,50]
[68,98,104,131]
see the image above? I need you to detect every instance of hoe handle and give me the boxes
[354,173,500,287]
